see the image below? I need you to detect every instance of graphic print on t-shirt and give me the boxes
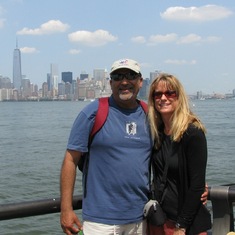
[126,121,137,135]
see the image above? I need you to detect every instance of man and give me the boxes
[60,58,152,235]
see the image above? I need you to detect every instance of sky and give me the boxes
[0,0,234,95]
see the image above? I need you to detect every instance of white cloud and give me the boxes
[148,33,178,44]
[0,5,6,28]
[140,62,152,69]
[135,33,221,45]
[69,49,81,55]
[17,20,70,35]
[131,36,146,43]
[0,18,5,28]
[0,5,5,14]
[221,72,229,77]
[161,5,233,22]
[177,34,202,44]
[177,34,221,44]
[20,47,39,53]
[203,36,221,43]
[68,29,117,47]
[164,59,197,65]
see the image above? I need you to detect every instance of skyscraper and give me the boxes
[50,63,59,97]
[13,41,22,90]
[93,68,106,81]
[150,70,161,83]
[80,72,89,80]
[62,72,72,84]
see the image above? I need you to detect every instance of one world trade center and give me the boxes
[13,41,22,91]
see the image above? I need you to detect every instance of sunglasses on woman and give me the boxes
[110,72,141,81]
[153,90,177,99]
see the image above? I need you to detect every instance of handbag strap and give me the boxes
[157,155,169,202]
[151,136,170,202]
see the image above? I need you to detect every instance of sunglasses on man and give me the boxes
[110,72,141,81]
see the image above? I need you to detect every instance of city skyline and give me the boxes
[0,1,235,94]
[1,50,235,99]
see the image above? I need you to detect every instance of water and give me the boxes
[0,99,235,234]
[191,99,235,186]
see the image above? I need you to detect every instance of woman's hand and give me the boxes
[173,228,186,235]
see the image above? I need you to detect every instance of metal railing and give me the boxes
[0,185,235,235]
[0,195,82,221]
[209,184,235,235]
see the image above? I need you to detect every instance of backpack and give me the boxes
[78,96,148,172]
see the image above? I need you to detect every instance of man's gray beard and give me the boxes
[119,92,133,101]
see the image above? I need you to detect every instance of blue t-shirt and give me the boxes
[67,96,153,225]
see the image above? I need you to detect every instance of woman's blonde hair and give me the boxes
[147,73,206,148]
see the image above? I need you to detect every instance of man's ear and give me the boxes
[139,77,143,88]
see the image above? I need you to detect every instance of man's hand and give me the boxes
[60,209,82,235]
[201,184,209,205]
[60,150,82,234]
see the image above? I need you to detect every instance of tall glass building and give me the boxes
[13,45,22,90]
[62,71,72,84]
[50,63,59,97]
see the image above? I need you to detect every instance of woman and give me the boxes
[147,74,211,235]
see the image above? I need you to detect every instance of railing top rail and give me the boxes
[0,195,82,221]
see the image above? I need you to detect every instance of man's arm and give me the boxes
[60,150,82,235]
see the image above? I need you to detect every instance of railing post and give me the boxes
[210,185,234,235]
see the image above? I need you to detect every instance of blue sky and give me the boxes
[0,0,234,94]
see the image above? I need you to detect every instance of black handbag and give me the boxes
[143,199,166,226]
[143,150,168,226]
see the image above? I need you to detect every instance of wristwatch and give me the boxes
[175,223,186,232]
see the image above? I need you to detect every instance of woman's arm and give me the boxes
[176,127,208,228]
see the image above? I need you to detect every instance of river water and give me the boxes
[0,99,234,234]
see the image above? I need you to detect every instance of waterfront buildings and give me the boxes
[0,45,235,101]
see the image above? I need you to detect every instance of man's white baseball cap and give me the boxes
[110,59,141,74]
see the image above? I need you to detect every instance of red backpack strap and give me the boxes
[81,97,109,192]
[138,100,148,113]
[90,98,146,140]
[90,97,109,139]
